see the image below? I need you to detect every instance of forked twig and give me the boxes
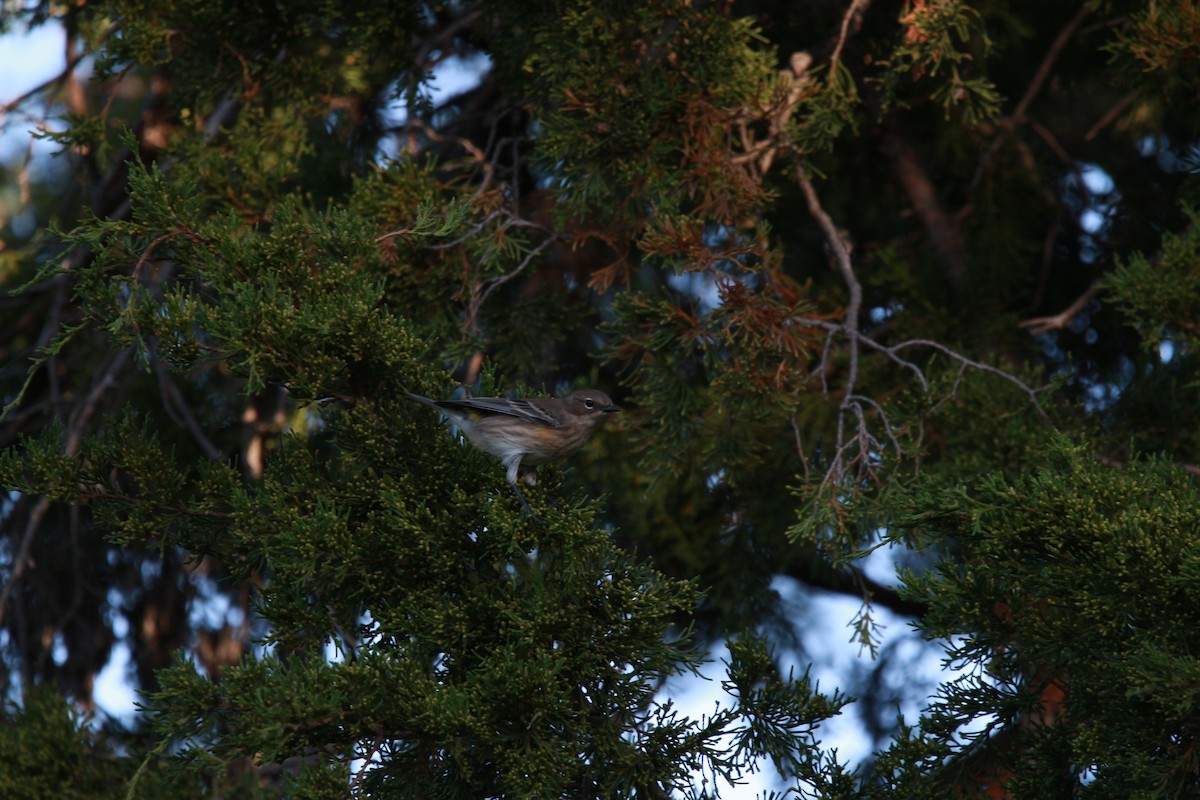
[1019,284,1101,335]
[795,170,1047,492]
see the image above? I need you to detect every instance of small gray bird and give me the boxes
[405,389,620,486]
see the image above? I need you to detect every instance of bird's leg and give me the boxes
[504,456,522,486]
[511,482,536,518]
[503,455,539,520]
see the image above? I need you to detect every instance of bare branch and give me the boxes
[413,9,483,71]
[1012,6,1092,123]
[426,210,529,251]
[886,337,1048,412]
[797,181,858,408]
[0,347,133,626]
[350,734,386,794]
[395,118,496,197]
[796,170,860,348]
[464,235,558,336]
[0,497,49,627]
[854,333,929,391]
[796,168,869,485]
[970,5,1091,191]
[151,347,224,461]
[881,127,969,287]
[0,23,117,116]
[829,0,872,71]
[1019,283,1101,335]
[1085,90,1139,142]
[848,393,904,458]
[791,414,811,479]
[815,324,839,393]
[64,347,134,456]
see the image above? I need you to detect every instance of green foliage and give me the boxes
[1105,1,1200,103]
[0,685,136,800]
[87,0,420,113]
[138,538,712,798]
[872,0,1002,123]
[514,2,777,220]
[5,0,1200,796]
[887,438,1200,796]
[722,637,855,795]
[3,145,849,797]
[1109,205,1200,351]
[51,154,448,399]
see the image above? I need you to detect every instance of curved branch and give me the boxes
[881,127,969,287]
[796,168,860,393]
[782,562,928,619]
[829,0,872,72]
[970,5,1092,191]
[1019,283,1101,335]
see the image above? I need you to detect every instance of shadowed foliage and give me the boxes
[2,0,1199,797]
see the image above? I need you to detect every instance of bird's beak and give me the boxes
[601,403,620,413]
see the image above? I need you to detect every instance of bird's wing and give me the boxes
[441,397,562,426]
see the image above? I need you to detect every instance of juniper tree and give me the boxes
[1,1,1199,798]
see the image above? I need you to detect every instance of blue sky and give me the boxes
[1,20,66,160]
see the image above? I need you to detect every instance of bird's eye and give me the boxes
[584,398,595,409]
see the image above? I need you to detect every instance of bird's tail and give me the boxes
[402,391,441,410]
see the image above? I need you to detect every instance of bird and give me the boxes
[404,388,620,487]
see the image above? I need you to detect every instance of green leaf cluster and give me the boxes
[883,438,1200,796]
[1109,205,1200,351]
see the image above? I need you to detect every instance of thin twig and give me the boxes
[63,347,134,456]
[848,393,903,458]
[151,347,224,460]
[854,333,929,391]
[796,170,860,371]
[886,338,1049,412]
[350,734,386,795]
[466,235,558,333]
[1085,90,1138,142]
[1019,283,1101,335]
[133,229,196,278]
[829,0,871,71]
[375,226,412,244]
[791,414,811,479]
[1027,118,1075,171]
[0,23,118,116]
[412,9,483,71]
[1012,7,1092,123]
[797,167,866,484]
[428,210,504,250]
[970,5,1091,191]
[0,497,50,627]
[814,324,839,393]
[0,347,132,626]
[399,118,497,198]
